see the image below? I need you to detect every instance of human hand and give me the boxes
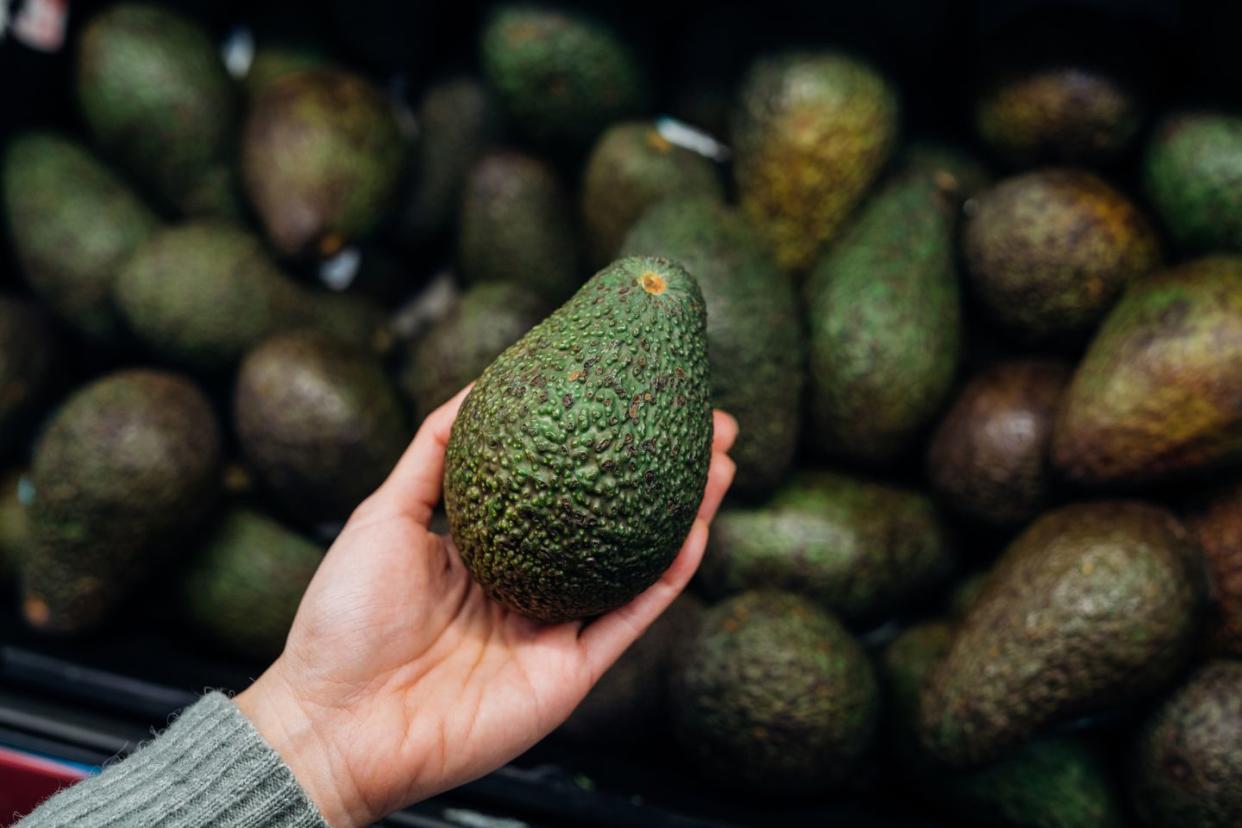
[235,387,737,827]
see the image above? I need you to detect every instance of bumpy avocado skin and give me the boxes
[398,77,500,245]
[235,332,408,524]
[182,508,324,661]
[920,501,1206,768]
[582,122,722,267]
[2,132,159,341]
[963,169,1160,343]
[76,4,239,217]
[701,472,955,624]
[459,150,579,303]
[1181,480,1242,655]
[670,591,879,795]
[927,360,1070,527]
[24,371,222,633]
[899,141,994,202]
[882,622,1125,828]
[733,51,899,272]
[402,282,549,420]
[805,173,962,465]
[1132,660,1242,828]
[621,197,803,496]
[975,66,1142,167]
[1052,256,1242,486]
[480,5,647,146]
[0,297,56,454]
[242,69,405,257]
[1144,112,1242,254]
[444,257,712,622]
[561,593,703,743]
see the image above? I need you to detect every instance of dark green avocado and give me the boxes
[1144,111,1242,253]
[444,257,712,622]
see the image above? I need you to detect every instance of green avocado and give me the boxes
[182,508,324,661]
[919,501,1206,767]
[733,51,899,272]
[115,221,386,370]
[242,68,405,258]
[963,168,1161,343]
[0,297,57,454]
[700,471,955,625]
[927,360,1070,527]
[458,150,579,303]
[975,66,1142,167]
[620,196,803,496]
[1144,112,1242,253]
[561,592,703,743]
[1131,660,1242,828]
[670,590,879,795]
[1052,256,1242,487]
[805,172,962,466]
[882,621,1125,828]
[582,122,722,268]
[480,5,647,146]
[397,76,500,245]
[76,3,240,217]
[1181,479,1242,656]
[2,131,159,341]
[401,282,549,420]
[23,370,221,633]
[444,257,712,622]
[234,331,408,525]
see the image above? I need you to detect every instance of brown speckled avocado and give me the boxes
[963,168,1161,343]
[927,360,1070,527]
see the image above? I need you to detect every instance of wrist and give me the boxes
[234,662,370,828]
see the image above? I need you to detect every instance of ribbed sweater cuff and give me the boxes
[17,692,328,828]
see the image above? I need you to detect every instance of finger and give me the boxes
[698,450,736,526]
[577,518,709,678]
[367,384,473,519]
[712,410,738,454]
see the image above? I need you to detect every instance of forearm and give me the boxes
[16,692,327,828]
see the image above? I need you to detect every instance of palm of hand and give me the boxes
[242,388,736,827]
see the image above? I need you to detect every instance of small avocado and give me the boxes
[806,172,962,466]
[621,196,803,496]
[975,66,1142,167]
[234,331,408,525]
[242,68,405,258]
[401,282,549,420]
[899,141,994,202]
[561,593,703,743]
[733,51,899,272]
[398,77,500,246]
[670,590,879,796]
[444,257,712,622]
[963,169,1161,343]
[0,297,57,454]
[1181,479,1242,656]
[1144,111,1242,253]
[458,150,579,303]
[76,3,240,217]
[480,5,647,146]
[581,122,722,267]
[182,508,324,661]
[927,360,1070,527]
[2,131,159,340]
[1052,256,1242,487]
[24,370,222,633]
[882,622,1126,828]
[700,472,955,625]
[919,501,1206,767]
[1131,660,1242,828]
[116,222,385,369]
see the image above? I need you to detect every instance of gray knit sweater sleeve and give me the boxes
[17,692,329,828]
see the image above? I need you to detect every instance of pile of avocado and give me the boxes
[3,2,1242,825]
